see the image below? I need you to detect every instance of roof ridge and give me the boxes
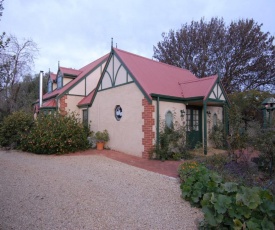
[60,66,81,71]
[114,48,197,75]
[79,53,109,71]
[178,75,217,84]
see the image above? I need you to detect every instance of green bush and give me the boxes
[179,162,223,206]
[209,121,225,149]
[0,111,33,148]
[95,129,109,143]
[178,161,275,229]
[152,121,192,160]
[20,113,90,154]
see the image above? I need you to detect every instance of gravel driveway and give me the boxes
[0,150,202,230]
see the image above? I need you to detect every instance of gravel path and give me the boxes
[0,150,202,230]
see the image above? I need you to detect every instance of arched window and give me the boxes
[165,111,173,128]
[213,113,218,127]
[47,80,52,93]
[57,72,63,89]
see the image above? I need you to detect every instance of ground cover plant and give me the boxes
[178,160,275,229]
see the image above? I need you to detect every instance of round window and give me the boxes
[115,105,123,121]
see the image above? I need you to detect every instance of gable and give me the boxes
[99,54,134,91]
[209,83,225,101]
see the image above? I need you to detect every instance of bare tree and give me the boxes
[0,0,9,51]
[0,35,39,117]
[153,18,275,93]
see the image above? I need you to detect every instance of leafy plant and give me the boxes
[209,121,224,149]
[20,112,89,154]
[179,161,275,229]
[94,129,109,143]
[0,111,33,148]
[152,118,192,160]
[253,128,275,177]
[179,162,223,206]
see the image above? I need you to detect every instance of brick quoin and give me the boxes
[142,98,155,159]
[59,95,68,116]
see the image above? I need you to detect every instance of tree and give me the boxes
[15,73,48,114]
[0,35,39,118]
[229,90,274,126]
[0,0,3,18]
[153,18,275,93]
[0,0,9,51]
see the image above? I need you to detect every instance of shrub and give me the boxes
[209,121,224,149]
[95,129,109,143]
[179,162,223,206]
[0,111,33,148]
[253,128,275,177]
[178,161,275,229]
[152,121,192,160]
[20,112,90,154]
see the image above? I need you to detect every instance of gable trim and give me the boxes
[113,49,152,103]
[205,78,230,106]
[90,49,152,107]
[57,60,107,100]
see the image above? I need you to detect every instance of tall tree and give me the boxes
[0,0,9,51]
[15,73,48,114]
[0,35,39,117]
[153,18,275,93]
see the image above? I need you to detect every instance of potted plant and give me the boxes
[95,129,109,150]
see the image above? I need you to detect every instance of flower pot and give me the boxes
[96,142,104,150]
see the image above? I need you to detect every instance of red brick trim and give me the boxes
[142,98,155,159]
[59,95,68,116]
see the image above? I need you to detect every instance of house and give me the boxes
[37,46,229,158]
[83,47,229,157]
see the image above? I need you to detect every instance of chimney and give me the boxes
[39,71,44,107]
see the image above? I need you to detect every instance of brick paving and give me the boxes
[70,149,183,178]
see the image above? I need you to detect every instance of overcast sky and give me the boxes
[1,0,275,74]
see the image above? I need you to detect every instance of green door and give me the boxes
[186,107,202,149]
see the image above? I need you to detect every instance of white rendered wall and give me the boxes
[90,83,144,157]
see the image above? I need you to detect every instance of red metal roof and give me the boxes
[41,99,56,108]
[114,48,217,100]
[50,73,57,81]
[59,67,82,76]
[178,76,217,100]
[78,89,95,106]
[43,54,109,101]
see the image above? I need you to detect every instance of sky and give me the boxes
[1,0,275,75]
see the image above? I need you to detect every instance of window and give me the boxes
[47,80,52,93]
[83,110,88,126]
[115,105,123,121]
[193,110,199,131]
[57,72,62,89]
[186,109,191,131]
[165,111,173,128]
[213,113,217,127]
[186,109,199,131]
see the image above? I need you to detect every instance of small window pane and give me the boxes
[213,113,217,127]
[48,81,52,93]
[165,111,173,128]
[83,110,88,126]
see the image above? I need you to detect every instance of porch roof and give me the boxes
[78,89,95,107]
[40,99,56,108]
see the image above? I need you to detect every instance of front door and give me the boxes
[186,107,202,149]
